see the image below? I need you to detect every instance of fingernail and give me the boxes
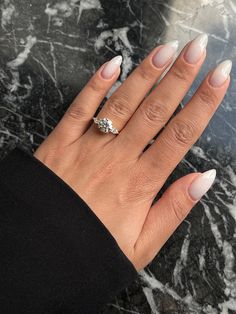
[188,169,216,201]
[184,33,208,64]
[101,55,122,79]
[152,40,179,68]
[209,60,232,87]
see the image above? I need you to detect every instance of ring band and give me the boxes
[93,117,119,135]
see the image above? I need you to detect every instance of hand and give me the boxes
[33,33,231,271]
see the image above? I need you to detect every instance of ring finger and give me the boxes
[85,40,179,143]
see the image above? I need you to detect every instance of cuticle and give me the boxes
[207,71,230,89]
[183,48,207,66]
[99,62,120,81]
[186,173,202,203]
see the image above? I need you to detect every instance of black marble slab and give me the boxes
[0,0,236,313]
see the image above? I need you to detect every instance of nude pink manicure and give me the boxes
[152,40,179,68]
[184,33,208,64]
[101,55,122,79]
[188,169,216,201]
[209,60,232,87]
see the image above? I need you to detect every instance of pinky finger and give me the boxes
[133,169,216,271]
[53,55,123,145]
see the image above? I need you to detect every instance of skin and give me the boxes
[33,40,230,271]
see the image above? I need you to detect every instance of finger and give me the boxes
[116,33,208,157]
[140,59,231,186]
[133,170,216,270]
[52,56,122,145]
[86,41,179,142]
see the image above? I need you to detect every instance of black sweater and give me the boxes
[0,146,138,314]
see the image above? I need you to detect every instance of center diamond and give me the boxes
[98,118,113,133]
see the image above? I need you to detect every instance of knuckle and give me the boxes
[171,62,192,84]
[169,119,196,146]
[107,94,132,118]
[66,103,88,121]
[169,191,188,222]
[141,99,168,127]
[137,63,156,83]
[197,88,218,111]
[87,78,106,94]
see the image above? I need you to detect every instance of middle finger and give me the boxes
[115,33,208,157]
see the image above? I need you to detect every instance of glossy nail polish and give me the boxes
[152,40,179,68]
[184,33,208,64]
[209,60,232,87]
[101,55,122,79]
[188,169,216,201]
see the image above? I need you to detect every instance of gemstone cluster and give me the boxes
[97,118,114,133]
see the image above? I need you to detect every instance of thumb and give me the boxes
[133,169,216,270]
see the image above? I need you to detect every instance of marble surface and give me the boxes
[0,0,236,313]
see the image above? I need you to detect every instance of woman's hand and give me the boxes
[33,33,231,271]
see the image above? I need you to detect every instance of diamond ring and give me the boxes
[93,117,119,135]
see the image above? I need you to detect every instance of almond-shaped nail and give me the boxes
[188,169,216,201]
[152,40,179,68]
[209,60,232,87]
[101,55,122,79]
[184,33,208,64]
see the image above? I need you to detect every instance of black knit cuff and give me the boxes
[0,146,137,313]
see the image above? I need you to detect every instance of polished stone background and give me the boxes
[0,0,236,313]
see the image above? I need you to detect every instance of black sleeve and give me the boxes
[0,146,138,314]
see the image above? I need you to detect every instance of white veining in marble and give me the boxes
[1,0,15,30]
[0,0,235,313]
